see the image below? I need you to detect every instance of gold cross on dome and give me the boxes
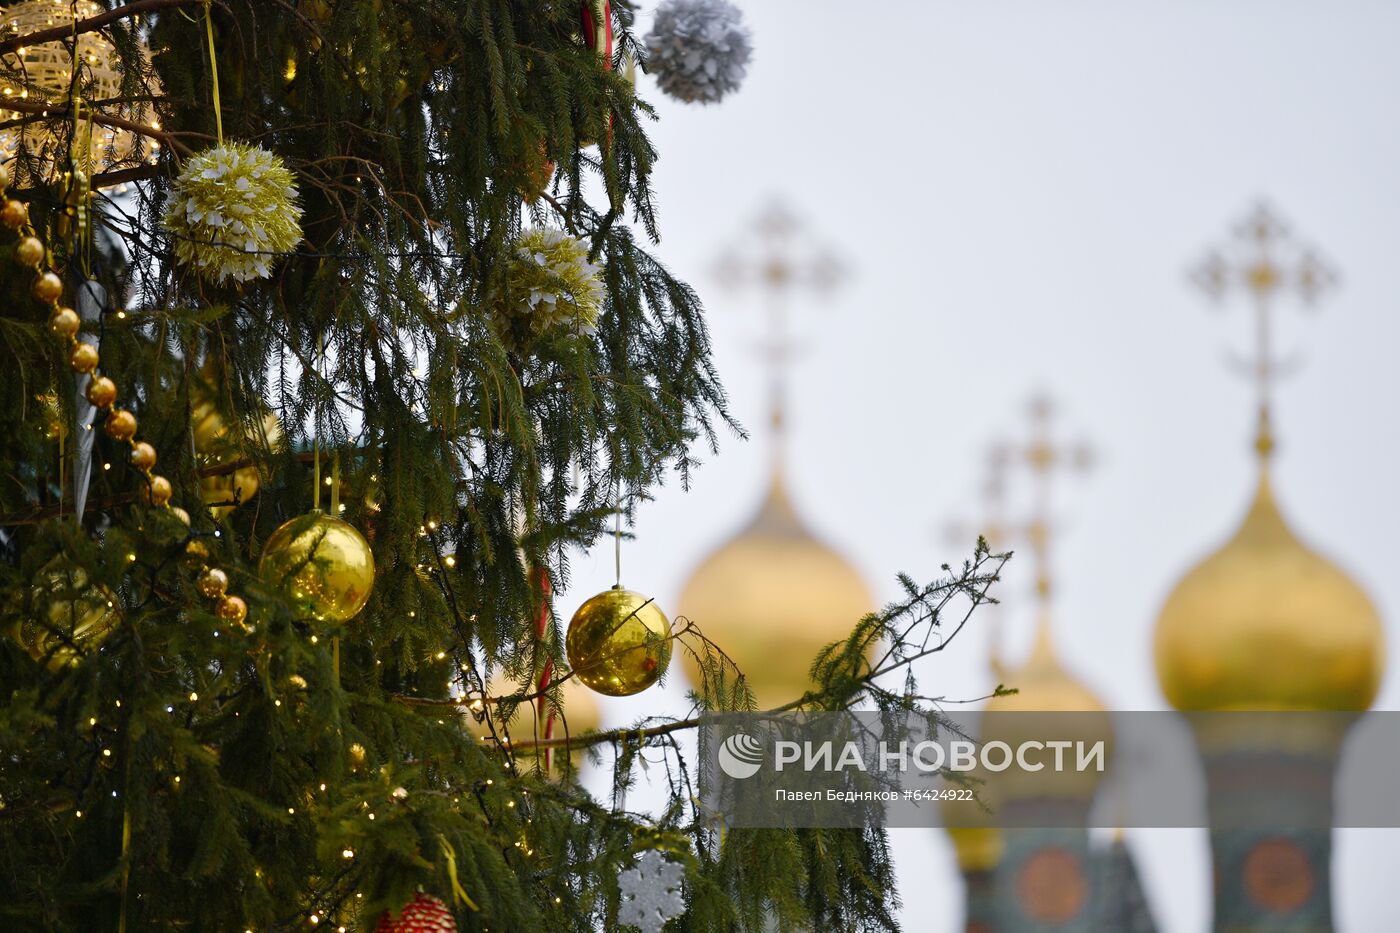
[1013,393,1093,608]
[713,200,847,453]
[948,395,1092,608]
[1189,203,1339,460]
[948,396,1091,677]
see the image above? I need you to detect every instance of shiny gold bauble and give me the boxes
[48,307,80,339]
[104,409,137,441]
[197,568,229,599]
[68,342,99,374]
[14,235,44,267]
[192,396,282,518]
[129,441,157,471]
[84,375,117,409]
[677,475,873,709]
[0,162,10,190]
[141,475,173,506]
[1155,473,1384,711]
[32,271,63,303]
[11,561,121,670]
[170,506,191,526]
[216,594,248,625]
[1,198,28,229]
[258,510,375,624]
[565,586,672,697]
[184,539,210,567]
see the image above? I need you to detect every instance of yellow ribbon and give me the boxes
[436,834,480,911]
[203,1,224,144]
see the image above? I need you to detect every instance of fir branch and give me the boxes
[0,0,208,57]
[0,99,192,158]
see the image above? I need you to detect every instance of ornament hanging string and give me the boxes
[534,566,556,771]
[202,0,223,144]
[436,834,481,911]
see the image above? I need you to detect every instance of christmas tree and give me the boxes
[0,2,1001,930]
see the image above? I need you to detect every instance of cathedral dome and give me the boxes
[1154,472,1384,711]
[985,621,1106,716]
[981,621,1112,802]
[678,471,872,710]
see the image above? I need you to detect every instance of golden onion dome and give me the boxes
[985,620,1106,715]
[1155,471,1384,711]
[678,471,873,710]
[981,619,1112,803]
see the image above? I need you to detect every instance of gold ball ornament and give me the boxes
[48,307,80,339]
[11,561,121,670]
[258,511,375,624]
[104,409,137,441]
[191,396,282,518]
[170,506,192,526]
[141,475,173,506]
[14,235,45,267]
[0,162,10,189]
[197,568,229,599]
[184,539,210,567]
[84,375,117,409]
[1,199,27,229]
[215,595,248,625]
[32,271,64,304]
[130,442,157,471]
[68,342,99,374]
[565,586,672,697]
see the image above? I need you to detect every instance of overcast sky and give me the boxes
[567,3,1400,929]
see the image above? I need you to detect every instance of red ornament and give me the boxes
[375,893,458,933]
[579,1,618,147]
[582,0,614,68]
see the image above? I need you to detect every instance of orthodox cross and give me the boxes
[1011,393,1093,612]
[1189,203,1338,460]
[949,397,1091,674]
[713,201,846,461]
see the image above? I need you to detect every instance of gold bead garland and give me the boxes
[1,168,251,632]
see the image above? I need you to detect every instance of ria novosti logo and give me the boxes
[715,730,1107,780]
[717,733,765,779]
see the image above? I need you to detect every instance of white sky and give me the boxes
[567,2,1400,930]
